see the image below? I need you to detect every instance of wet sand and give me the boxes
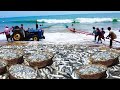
[0,41,119,49]
[0,41,29,46]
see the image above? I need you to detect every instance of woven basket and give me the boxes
[28,57,53,69]
[76,70,107,79]
[0,60,7,74]
[9,71,37,79]
[76,64,107,79]
[8,65,37,79]
[90,57,119,67]
[9,73,17,79]
[5,56,24,66]
[0,48,24,66]
[27,51,54,69]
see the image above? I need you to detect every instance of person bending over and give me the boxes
[106,27,117,48]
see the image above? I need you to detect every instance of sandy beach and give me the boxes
[1,11,120,79]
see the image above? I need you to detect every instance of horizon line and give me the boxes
[1,12,120,18]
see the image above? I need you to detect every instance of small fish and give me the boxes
[106,70,110,78]
[71,71,80,79]
[111,75,120,79]
[49,74,64,78]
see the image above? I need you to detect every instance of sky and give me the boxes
[0,11,120,17]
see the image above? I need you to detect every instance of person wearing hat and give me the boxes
[4,26,12,41]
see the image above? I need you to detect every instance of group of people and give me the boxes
[92,27,117,48]
[3,24,24,42]
[92,27,105,43]
[2,22,117,48]
[3,23,44,42]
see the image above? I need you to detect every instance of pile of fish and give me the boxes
[0,46,24,60]
[9,64,37,79]
[26,51,53,62]
[77,64,107,75]
[0,43,120,79]
[91,51,119,61]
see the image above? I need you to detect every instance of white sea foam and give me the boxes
[0,30,120,47]
[42,32,94,44]
[37,19,73,23]
[0,32,94,44]
[75,18,113,23]
[37,18,115,23]
[0,34,7,41]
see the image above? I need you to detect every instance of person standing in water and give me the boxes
[36,20,38,29]
[20,24,24,29]
[106,27,117,48]
[97,28,103,43]
[92,27,98,42]
[20,24,26,38]
[101,28,105,41]
[72,28,76,33]
[4,26,12,42]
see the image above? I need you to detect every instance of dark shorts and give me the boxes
[101,36,104,39]
[6,34,11,38]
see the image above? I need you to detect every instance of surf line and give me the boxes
[67,27,120,44]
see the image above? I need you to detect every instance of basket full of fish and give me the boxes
[8,64,37,79]
[26,51,54,69]
[0,49,24,66]
[90,51,119,67]
[75,64,107,79]
[0,60,8,74]
[0,43,120,79]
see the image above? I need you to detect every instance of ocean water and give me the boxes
[0,13,120,45]
[0,13,120,33]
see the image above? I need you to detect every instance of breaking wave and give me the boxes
[2,18,120,24]
[37,18,120,23]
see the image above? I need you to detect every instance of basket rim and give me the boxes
[26,53,54,63]
[76,64,107,76]
[8,64,37,79]
[90,56,119,62]
[0,60,8,67]
[76,69,107,76]
[8,64,35,70]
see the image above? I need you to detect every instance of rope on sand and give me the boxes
[67,28,94,36]
[67,28,120,44]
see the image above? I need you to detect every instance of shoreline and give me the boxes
[0,31,120,48]
[0,40,106,46]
